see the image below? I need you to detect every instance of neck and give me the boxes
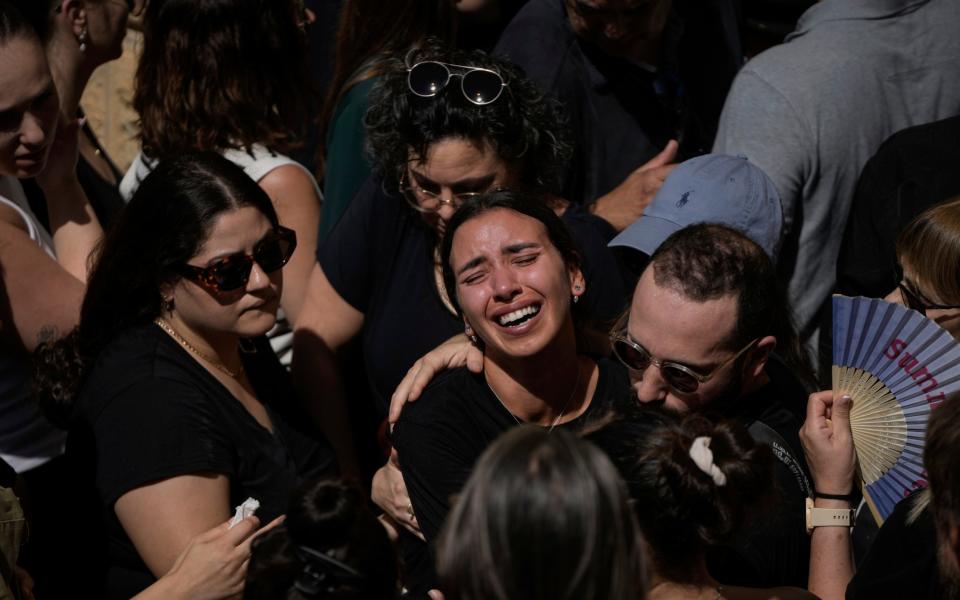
[484,323,583,424]
[161,313,243,374]
[48,37,96,116]
[649,558,720,599]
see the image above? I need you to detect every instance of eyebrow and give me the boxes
[0,82,56,114]
[409,170,496,192]
[455,242,541,276]
[203,230,275,264]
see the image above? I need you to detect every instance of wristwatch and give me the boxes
[805,497,855,534]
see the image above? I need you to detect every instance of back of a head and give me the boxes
[897,195,960,304]
[244,479,397,600]
[437,427,647,600]
[135,0,312,157]
[364,40,572,194]
[588,407,774,583]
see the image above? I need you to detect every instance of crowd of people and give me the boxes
[2,0,960,598]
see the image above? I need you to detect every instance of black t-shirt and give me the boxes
[705,359,813,588]
[74,324,337,599]
[392,357,633,595]
[847,491,941,600]
[317,176,629,415]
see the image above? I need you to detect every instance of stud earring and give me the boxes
[78,27,88,53]
[162,296,175,312]
[465,325,478,345]
[572,295,580,304]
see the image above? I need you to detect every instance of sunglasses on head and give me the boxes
[406,59,507,106]
[178,226,297,293]
[610,333,758,394]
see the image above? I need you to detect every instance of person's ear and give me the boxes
[569,265,586,303]
[60,0,88,39]
[744,335,776,381]
[464,320,478,345]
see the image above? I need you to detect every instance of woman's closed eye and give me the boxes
[462,269,488,285]
[513,253,539,266]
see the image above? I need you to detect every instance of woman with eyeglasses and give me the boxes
[12,0,142,229]
[797,196,960,600]
[390,189,635,595]
[295,41,629,487]
[317,0,459,240]
[34,152,337,599]
[885,196,960,338]
[119,0,322,370]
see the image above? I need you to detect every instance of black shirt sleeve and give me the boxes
[92,377,234,506]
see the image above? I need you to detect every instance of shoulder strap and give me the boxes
[748,419,813,498]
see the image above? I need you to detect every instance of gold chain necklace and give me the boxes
[153,317,243,378]
[487,358,582,433]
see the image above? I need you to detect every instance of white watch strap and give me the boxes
[806,498,855,533]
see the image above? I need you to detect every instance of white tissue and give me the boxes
[228,497,260,529]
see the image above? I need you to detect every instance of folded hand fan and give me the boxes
[833,295,960,524]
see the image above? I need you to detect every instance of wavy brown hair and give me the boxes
[316,0,457,179]
[134,0,313,159]
[897,195,960,304]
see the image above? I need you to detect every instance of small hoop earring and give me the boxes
[78,27,88,53]
[572,295,580,304]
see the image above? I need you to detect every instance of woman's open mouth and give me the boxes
[493,302,542,333]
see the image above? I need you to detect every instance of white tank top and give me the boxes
[0,177,67,473]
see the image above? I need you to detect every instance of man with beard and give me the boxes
[612,223,813,587]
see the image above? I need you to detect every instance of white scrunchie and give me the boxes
[688,436,727,486]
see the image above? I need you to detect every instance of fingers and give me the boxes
[805,390,835,424]
[428,589,446,600]
[465,344,484,373]
[639,139,679,171]
[222,515,261,545]
[831,394,854,432]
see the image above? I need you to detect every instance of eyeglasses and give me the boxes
[898,282,960,317]
[178,227,297,293]
[407,60,507,106]
[399,171,494,214]
[610,333,758,394]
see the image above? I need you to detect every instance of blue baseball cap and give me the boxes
[609,154,784,260]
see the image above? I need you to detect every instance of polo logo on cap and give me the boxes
[677,190,693,208]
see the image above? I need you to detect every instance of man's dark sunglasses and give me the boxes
[178,227,297,293]
[611,333,757,394]
[406,60,507,106]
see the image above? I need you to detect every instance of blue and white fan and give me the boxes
[833,295,960,524]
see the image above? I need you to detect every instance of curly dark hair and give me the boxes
[587,407,775,584]
[134,0,314,158]
[33,152,279,427]
[364,41,572,195]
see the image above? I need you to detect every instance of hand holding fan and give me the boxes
[832,295,960,524]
